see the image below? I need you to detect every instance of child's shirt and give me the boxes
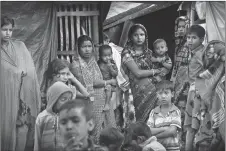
[188,44,205,87]
[98,61,118,80]
[140,136,166,151]
[34,82,73,151]
[34,110,63,151]
[152,53,172,81]
[147,104,181,151]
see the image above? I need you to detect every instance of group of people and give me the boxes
[1,14,225,151]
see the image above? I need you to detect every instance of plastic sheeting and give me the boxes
[206,2,225,42]
[1,1,57,93]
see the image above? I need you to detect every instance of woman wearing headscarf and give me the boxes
[170,16,190,102]
[121,24,160,122]
[1,16,41,151]
[70,35,117,144]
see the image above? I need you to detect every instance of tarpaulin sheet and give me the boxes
[206,2,225,42]
[1,1,57,93]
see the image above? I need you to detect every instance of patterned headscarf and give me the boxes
[124,24,149,55]
[122,23,153,68]
[72,35,105,102]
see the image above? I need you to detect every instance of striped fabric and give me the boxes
[211,76,225,129]
[147,104,181,151]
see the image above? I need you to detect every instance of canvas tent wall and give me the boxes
[1,1,110,93]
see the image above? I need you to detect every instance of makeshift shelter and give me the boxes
[103,1,225,79]
[104,1,181,79]
[1,1,111,93]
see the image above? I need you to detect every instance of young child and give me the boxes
[184,25,206,151]
[151,39,172,83]
[58,99,107,151]
[34,81,73,151]
[122,122,166,151]
[99,127,124,151]
[98,44,118,111]
[43,58,89,108]
[147,80,181,151]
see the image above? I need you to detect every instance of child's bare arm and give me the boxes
[149,127,168,135]
[155,125,178,139]
[68,71,90,97]
[108,62,118,78]
[162,61,172,70]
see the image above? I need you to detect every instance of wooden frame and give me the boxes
[56,2,100,62]
[103,2,178,30]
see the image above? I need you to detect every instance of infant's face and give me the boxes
[205,45,215,59]
[154,41,168,56]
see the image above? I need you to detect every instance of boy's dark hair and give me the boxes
[99,44,112,58]
[124,122,151,144]
[99,127,124,147]
[121,142,143,151]
[187,25,205,39]
[1,16,15,27]
[153,39,167,49]
[156,80,174,92]
[58,98,93,121]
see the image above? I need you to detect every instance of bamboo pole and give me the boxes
[82,4,87,35]
[91,4,99,45]
[70,5,75,53]
[59,5,64,59]
[76,5,80,38]
[64,4,70,61]
[88,4,92,37]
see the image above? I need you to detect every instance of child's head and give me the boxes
[177,95,186,117]
[177,17,186,35]
[156,80,174,105]
[99,127,124,151]
[123,122,151,146]
[77,35,93,60]
[186,25,205,50]
[128,24,147,47]
[103,33,110,45]
[46,81,73,113]
[46,58,70,84]
[153,39,168,56]
[99,45,113,63]
[58,99,94,146]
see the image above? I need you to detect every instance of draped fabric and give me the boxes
[1,40,41,151]
[206,2,225,42]
[1,2,57,151]
[1,2,58,93]
[121,24,158,122]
